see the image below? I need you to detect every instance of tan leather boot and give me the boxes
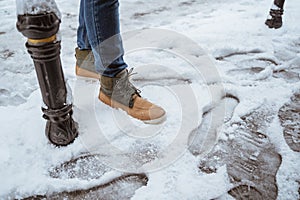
[75,48,100,79]
[99,69,166,124]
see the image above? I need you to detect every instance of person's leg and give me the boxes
[265,0,285,29]
[75,0,124,78]
[75,0,100,79]
[77,0,91,50]
[79,0,166,124]
[83,0,127,77]
[16,0,78,146]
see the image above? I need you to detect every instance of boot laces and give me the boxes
[116,68,140,93]
[115,68,141,108]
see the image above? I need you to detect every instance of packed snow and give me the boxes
[0,0,299,199]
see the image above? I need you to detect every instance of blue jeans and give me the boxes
[77,0,127,77]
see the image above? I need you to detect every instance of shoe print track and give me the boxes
[23,173,148,200]
[199,107,281,200]
[278,91,300,152]
[22,154,148,200]
[188,94,239,156]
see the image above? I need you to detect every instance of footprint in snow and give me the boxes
[278,91,300,152]
[23,154,148,200]
[198,106,281,200]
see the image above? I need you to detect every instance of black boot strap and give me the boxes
[270,9,284,17]
[42,104,73,123]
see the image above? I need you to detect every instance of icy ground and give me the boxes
[0,0,300,199]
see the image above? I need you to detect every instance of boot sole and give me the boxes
[99,92,166,124]
[76,65,100,79]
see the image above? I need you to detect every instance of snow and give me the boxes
[1,0,300,199]
[15,0,61,17]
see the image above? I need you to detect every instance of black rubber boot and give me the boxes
[274,0,285,10]
[265,8,284,29]
[17,12,78,146]
[43,104,78,146]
